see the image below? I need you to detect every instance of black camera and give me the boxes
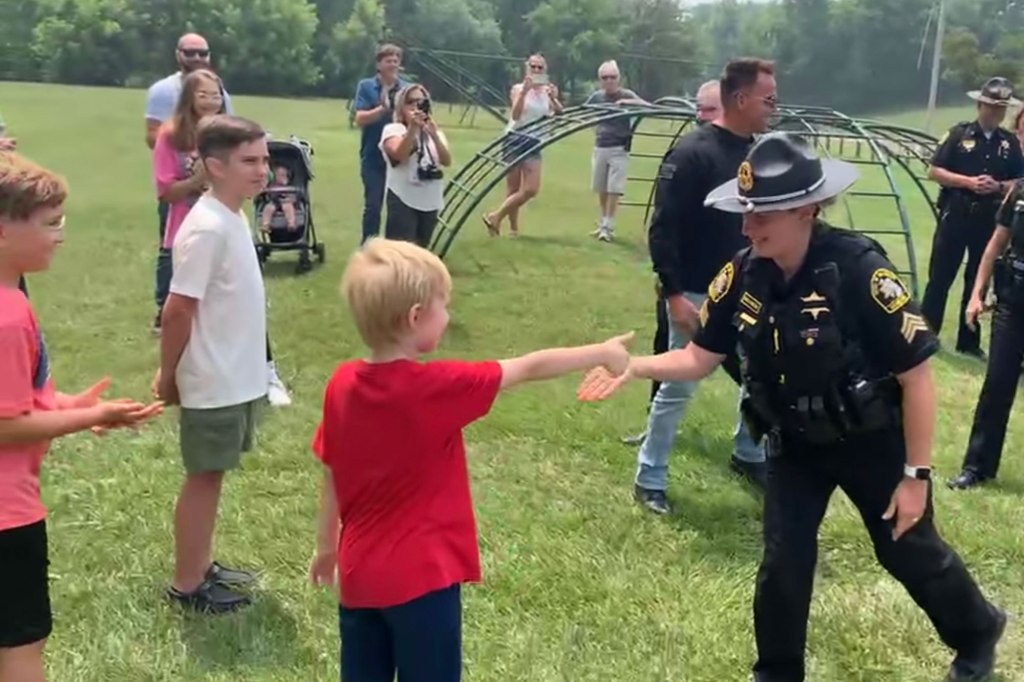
[417,97,432,116]
[417,164,444,181]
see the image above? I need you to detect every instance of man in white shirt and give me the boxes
[155,115,271,613]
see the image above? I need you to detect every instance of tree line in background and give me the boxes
[0,0,1020,115]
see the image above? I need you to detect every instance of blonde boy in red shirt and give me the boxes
[0,152,162,682]
[309,238,632,681]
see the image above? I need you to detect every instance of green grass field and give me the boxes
[1,80,1022,681]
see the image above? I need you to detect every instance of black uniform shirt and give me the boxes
[932,122,1024,204]
[693,226,941,378]
[648,123,754,297]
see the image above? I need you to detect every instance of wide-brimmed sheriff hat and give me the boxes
[704,132,860,214]
[967,77,1021,107]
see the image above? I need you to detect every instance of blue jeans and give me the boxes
[339,584,462,682]
[155,201,172,310]
[360,161,386,244]
[635,292,765,491]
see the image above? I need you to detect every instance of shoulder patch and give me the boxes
[657,162,677,180]
[870,268,911,314]
[937,130,949,145]
[708,262,735,303]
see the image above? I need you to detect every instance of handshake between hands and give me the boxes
[578,332,642,403]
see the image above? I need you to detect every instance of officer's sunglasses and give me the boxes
[180,49,210,59]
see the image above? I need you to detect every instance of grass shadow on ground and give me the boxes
[175,592,304,673]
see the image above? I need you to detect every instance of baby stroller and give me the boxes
[254,136,324,274]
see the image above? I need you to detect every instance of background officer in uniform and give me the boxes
[628,57,776,514]
[580,132,1006,682]
[949,180,1024,489]
[921,77,1024,359]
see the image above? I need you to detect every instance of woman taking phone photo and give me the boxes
[379,84,452,248]
[482,54,562,238]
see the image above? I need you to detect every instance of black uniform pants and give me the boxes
[921,203,997,352]
[960,298,1024,479]
[752,429,1000,682]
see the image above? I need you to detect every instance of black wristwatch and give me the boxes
[904,464,932,481]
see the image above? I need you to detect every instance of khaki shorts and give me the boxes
[592,146,629,195]
[179,397,265,474]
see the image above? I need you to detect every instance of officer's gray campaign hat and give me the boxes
[705,132,860,214]
[967,77,1021,107]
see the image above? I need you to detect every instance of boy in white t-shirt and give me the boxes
[154,114,270,614]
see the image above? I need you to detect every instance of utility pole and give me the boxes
[925,0,947,133]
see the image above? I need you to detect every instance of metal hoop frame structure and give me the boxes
[428,97,939,297]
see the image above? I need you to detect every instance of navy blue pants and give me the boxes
[360,161,386,244]
[339,584,462,682]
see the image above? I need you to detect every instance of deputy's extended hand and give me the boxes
[578,364,634,402]
[602,331,635,376]
[882,477,928,541]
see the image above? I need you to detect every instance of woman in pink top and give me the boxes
[152,69,226,335]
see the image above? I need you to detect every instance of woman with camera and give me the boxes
[378,84,452,248]
[482,54,562,238]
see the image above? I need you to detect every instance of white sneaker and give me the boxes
[267,364,292,407]
[597,227,613,242]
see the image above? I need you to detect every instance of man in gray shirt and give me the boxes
[584,60,646,241]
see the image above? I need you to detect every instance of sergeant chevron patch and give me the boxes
[901,312,929,343]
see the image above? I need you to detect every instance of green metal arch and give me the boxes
[429,98,939,297]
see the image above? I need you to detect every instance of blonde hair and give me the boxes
[341,238,452,349]
[393,84,430,124]
[0,152,68,220]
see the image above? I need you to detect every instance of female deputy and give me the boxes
[579,132,1006,682]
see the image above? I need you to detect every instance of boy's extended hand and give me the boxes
[602,331,635,376]
[578,364,635,402]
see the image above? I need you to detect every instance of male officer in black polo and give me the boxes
[921,77,1024,359]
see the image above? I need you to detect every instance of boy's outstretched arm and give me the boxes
[310,468,340,587]
[578,343,724,402]
[498,332,634,391]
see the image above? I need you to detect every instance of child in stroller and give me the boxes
[260,165,298,233]
[253,136,324,273]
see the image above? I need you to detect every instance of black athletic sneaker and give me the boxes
[205,561,255,587]
[166,579,251,615]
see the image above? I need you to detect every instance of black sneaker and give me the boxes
[946,608,1007,681]
[634,485,672,515]
[947,470,990,491]
[205,561,255,587]
[166,579,252,614]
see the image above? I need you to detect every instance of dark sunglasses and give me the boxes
[528,64,545,71]
[600,74,618,80]
[180,49,210,58]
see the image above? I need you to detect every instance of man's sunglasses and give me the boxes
[180,49,210,58]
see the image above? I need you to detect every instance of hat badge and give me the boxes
[738,161,754,192]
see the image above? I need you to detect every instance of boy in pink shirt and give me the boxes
[0,152,163,682]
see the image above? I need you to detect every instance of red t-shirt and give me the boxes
[312,358,503,609]
[0,286,58,532]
